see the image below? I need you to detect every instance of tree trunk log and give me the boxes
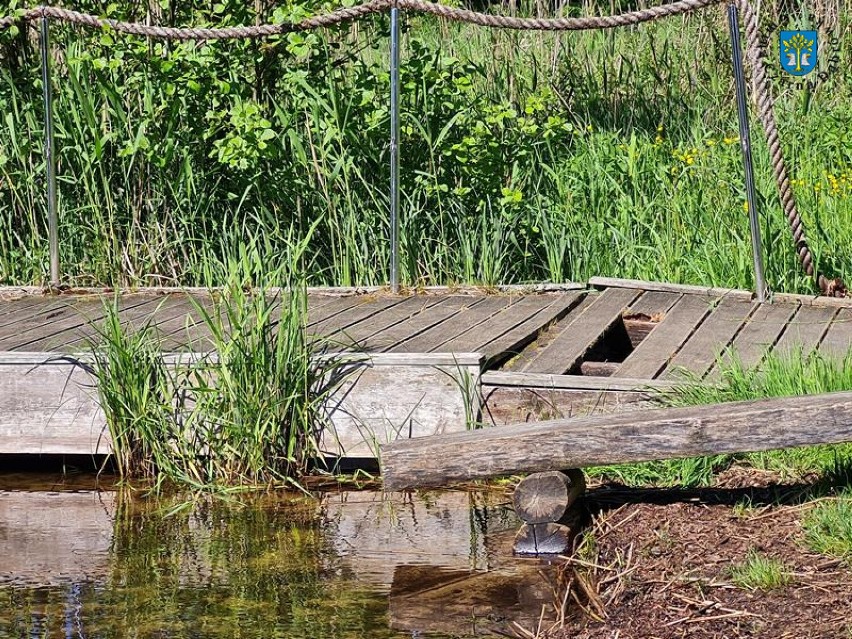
[512,469,585,524]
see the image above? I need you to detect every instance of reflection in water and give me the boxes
[0,478,560,638]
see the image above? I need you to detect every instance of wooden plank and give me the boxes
[362,296,484,352]
[0,296,70,332]
[625,291,682,317]
[773,304,838,356]
[0,295,57,319]
[390,296,514,353]
[589,276,753,300]
[480,292,587,365]
[707,301,800,378]
[380,390,852,490]
[440,294,572,355]
[25,295,183,353]
[481,371,678,392]
[307,294,367,327]
[616,295,711,379]
[43,294,198,352]
[522,288,642,374]
[310,296,408,339]
[660,297,756,380]
[0,296,153,351]
[321,295,450,349]
[819,308,852,360]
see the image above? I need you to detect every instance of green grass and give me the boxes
[803,493,852,561]
[586,348,852,488]
[0,0,850,290]
[728,551,793,590]
[89,239,347,488]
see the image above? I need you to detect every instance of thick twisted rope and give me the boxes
[0,0,842,294]
[733,0,843,296]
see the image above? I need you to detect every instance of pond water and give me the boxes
[0,473,562,638]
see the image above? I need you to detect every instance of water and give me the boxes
[0,474,560,638]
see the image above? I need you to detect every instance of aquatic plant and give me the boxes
[89,241,347,488]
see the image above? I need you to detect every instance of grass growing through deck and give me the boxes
[90,254,345,488]
[586,348,852,488]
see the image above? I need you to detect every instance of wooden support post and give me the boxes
[512,469,585,524]
[380,391,852,490]
[512,469,587,556]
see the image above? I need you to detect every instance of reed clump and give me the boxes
[90,263,344,488]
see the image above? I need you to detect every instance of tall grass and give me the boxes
[0,0,849,289]
[89,244,346,487]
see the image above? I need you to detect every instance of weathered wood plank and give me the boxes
[481,371,677,392]
[307,294,368,326]
[772,304,838,356]
[625,291,682,317]
[522,288,642,374]
[1,296,155,351]
[362,296,482,352]
[591,276,852,309]
[589,276,753,300]
[0,296,72,331]
[27,294,187,352]
[319,295,449,349]
[615,294,712,379]
[310,295,408,338]
[660,297,756,380]
[707,301,800,379]
[380,391,852,490]
[390,296,512,353]
[819,308,852,360]
[443,293,579,359]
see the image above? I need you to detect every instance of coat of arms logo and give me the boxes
[780,30,818,76]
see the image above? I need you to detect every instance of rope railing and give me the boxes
[0,0,843,296]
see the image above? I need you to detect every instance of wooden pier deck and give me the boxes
[1,276,851,457]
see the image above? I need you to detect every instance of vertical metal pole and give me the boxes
[728,4,767,303]
[40,16,60,289]
[389,6,401,294]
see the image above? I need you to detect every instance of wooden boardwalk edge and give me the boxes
[380,391,852,490]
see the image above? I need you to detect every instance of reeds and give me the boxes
[0,0,848,291]
[89,250,345,488]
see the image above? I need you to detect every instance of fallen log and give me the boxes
[380,391,852,491]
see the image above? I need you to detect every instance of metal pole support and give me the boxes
[39,15,60,289]
[728,3,767,303]
[389,6,401,294]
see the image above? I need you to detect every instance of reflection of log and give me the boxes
[514,522,573,555]
[388,563,556,636]
[381,391,852,490]
[513,504,586,555]
[512,469,585,524]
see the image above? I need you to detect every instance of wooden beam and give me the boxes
[380,391,852,490]
[481,371,678,392]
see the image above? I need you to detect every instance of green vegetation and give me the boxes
[89,245,346,488]
[587,348,852,487]
[728,550,793,590]
[0,0,850,289]
[803,493,852,561]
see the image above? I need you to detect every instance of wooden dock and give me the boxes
[1,277,851,458]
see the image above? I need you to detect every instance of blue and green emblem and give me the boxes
[780,30,817,76]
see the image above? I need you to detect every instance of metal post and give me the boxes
[728,4,767,303]
[40,16,60,289]
[389,5,401,294]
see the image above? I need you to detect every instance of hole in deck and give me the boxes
[573,312,664,377]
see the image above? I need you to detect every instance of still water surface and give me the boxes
[0,474,559,638]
